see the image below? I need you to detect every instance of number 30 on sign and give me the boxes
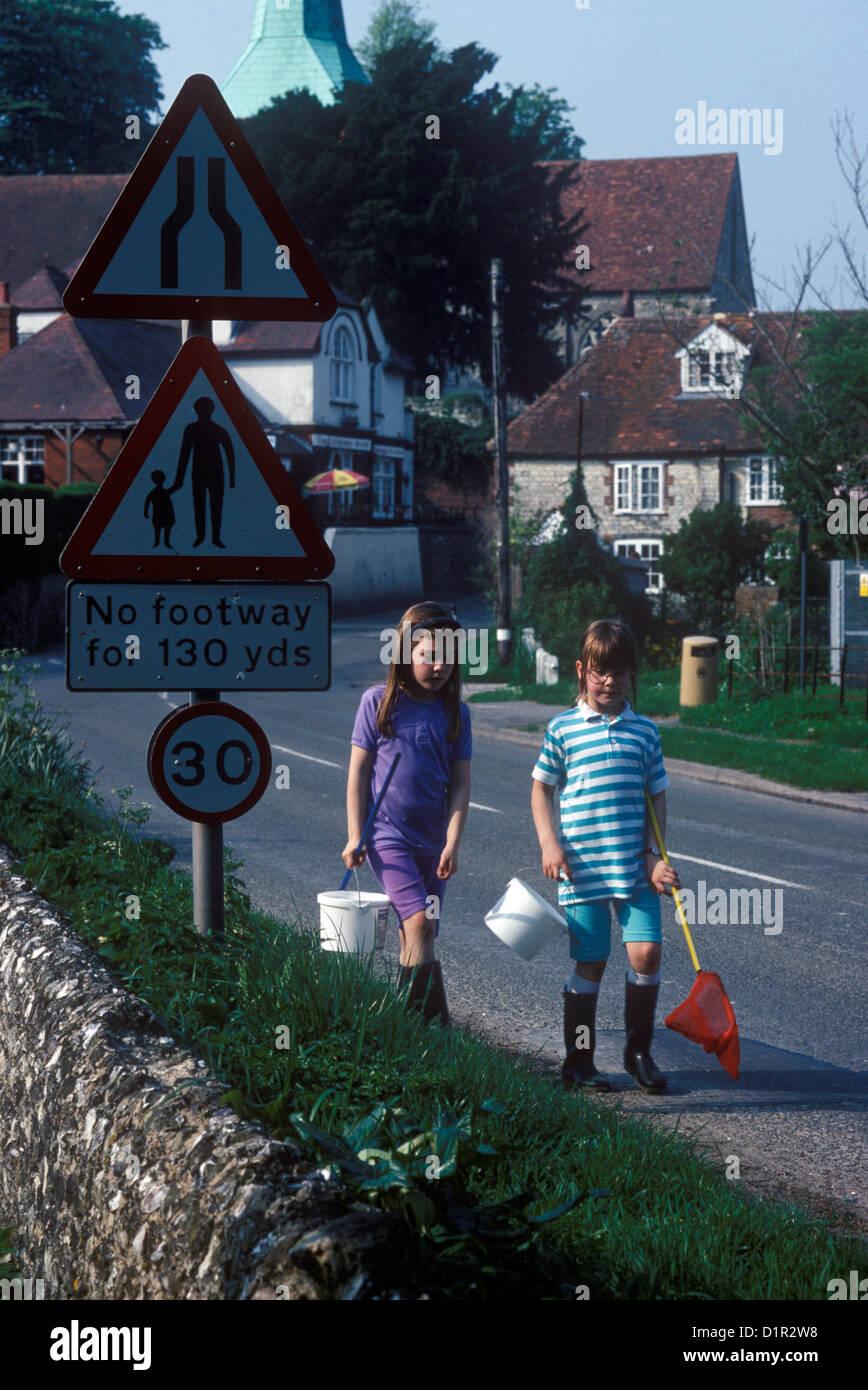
[148,702,272,823]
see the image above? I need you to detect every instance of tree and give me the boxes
[242,35,588,401]
[354,0,442,77]
[355,3,585,157]
[747,310,868,561]
[496,84,585,161]
[0,0,165,174]
[413,401,493,494]
[520,467,650,674]
[659,502,771,635]
[655,112,868,562]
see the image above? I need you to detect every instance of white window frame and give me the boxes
[0,434,44,483]
[746,455,783,505]
[684,347,739,392]
[613,461,664,514]
[372,457,395,519]
[614,538,664,592]
[330,324,355,403]
[677,323,749,396]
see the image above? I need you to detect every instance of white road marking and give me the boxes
[271,744,343,769]
[668,852,811,890]
[469,801,502,812]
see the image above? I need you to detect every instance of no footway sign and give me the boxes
[66,582,330,690]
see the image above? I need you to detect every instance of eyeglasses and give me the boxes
[587,666,632,684]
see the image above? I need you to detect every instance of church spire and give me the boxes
[222,0,370,119]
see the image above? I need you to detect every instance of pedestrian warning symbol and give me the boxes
[60,336,335,580]
[63,74,337,322]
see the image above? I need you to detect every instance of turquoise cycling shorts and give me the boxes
[565,881,662,962]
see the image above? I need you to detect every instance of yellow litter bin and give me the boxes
[679,636,719,706]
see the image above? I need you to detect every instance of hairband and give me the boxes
[409,617,464,638]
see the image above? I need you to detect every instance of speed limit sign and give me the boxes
[148,701,272,823]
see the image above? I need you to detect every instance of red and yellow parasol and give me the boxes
[303,468,370,493]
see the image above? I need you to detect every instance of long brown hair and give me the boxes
[574,618,639,707]
[375,601,464,741]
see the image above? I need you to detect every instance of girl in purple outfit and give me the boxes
[342,601,472,1025]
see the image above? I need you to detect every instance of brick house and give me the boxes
[502,311,797,593]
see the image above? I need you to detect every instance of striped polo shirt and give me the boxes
[531,698,670,906]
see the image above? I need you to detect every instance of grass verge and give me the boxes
[659,726,868,792]
[467,667,867,792]
[0,649,863,1299]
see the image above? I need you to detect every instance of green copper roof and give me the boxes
[221,0,370,118]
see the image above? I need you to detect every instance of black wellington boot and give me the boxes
[396,961,449,1025]
[623,977,667,1094]
[562,988,611,1092]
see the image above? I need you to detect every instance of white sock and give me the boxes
[565,971,601,995]
[626,967,661,986]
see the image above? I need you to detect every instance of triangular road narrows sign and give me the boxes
[63,74,337,322]
[60,336,335,581]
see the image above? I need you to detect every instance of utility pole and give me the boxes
[798,513,808,693]
[491,258,511,668]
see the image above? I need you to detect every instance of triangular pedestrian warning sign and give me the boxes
[63,74,337,322]
[60,336,335,581]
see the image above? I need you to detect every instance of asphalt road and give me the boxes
[15,596,868,1237]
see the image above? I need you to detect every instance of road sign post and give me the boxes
[186,320,223,936]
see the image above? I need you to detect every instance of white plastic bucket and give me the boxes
[484,877,568,961]
[317,890,391,953]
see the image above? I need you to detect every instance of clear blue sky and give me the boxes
[114,0,867,312]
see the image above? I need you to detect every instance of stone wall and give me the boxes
[0,847,424,1300]
[512,456,723,540]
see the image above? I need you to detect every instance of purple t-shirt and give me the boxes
[351,684,472,851]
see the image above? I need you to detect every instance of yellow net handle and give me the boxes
[644,789,701,973]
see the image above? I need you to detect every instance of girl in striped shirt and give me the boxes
[531,618,680,1094]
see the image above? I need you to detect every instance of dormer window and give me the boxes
[677,323,749,396]
[686,348,737,390]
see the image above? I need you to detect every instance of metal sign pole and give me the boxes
[184,316,224,937]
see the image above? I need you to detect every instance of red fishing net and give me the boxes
[665,970,740,1080]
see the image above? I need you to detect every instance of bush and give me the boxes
[659,502,771,635]
[0,481,99,584]
[520,469,651,671]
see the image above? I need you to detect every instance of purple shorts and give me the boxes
[363,843,444,935]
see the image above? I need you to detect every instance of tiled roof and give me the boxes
[503,312,810,459]
[0,315,179,422]
[541,154,738,294]
[226,285,381,362]
[0,175,127,296]
[12,263,70,309]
